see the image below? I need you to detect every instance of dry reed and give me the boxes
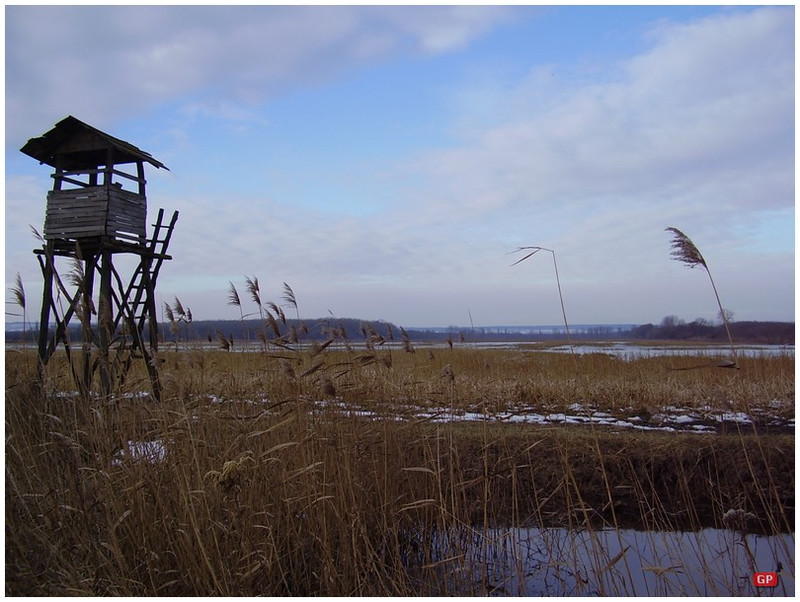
[5,341,793,595]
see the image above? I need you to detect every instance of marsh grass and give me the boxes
[5,344,794,596]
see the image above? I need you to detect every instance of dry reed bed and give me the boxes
[161,346,794,429]
[5,348,794,595]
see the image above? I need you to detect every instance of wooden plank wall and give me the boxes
[44,187,146,241]
[107,188,147,242]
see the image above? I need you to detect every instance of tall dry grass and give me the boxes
[5,342,794,595]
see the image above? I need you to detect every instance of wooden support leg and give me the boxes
[36,241,55,380]
[98,251,113,399]
[80,256,97,399]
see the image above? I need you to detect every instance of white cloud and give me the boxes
[6,6,792,326]
[5,5,515,145]
[380,5,516,53]
[400,7,793,225]
[336,7,793,324]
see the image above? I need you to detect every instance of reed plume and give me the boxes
[244,276,267,348]
[163,302,178,345]
[245,275,261,308]
[173,297,188,321]
[665,227,737,366]
[227,281,242,313]
[283,282,299,320]
[10,273,26,318]
[8,273,27,346]
[227,281,250,349]
[29,224,44,244]
[67,257,95,323]
[164,298,191,349]
[266,311,282,339]
[666,227,707,269]
[68,256,86,290]
[267,301,286,325]
[10,272,26,312]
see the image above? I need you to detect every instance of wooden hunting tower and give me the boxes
[22,116,179,400]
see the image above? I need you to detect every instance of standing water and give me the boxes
[431,526,794,596]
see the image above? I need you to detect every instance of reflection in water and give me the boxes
[434,526,794,596]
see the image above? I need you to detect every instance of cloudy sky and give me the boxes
[5,5,794,328]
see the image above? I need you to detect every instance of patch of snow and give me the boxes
[113,439,166,466]
[668,414,696,424]
[717,412,752,424]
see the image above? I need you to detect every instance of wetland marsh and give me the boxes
[5,342,794,595]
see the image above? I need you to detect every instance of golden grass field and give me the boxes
[5,343,794,595]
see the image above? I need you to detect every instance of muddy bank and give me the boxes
[421,423,794,534]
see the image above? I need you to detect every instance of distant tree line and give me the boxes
[630,316,794,345]
[7,316,793,346]
[177,320,641,346]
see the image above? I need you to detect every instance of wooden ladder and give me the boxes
[111,209,179,400]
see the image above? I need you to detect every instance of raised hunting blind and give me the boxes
[22,116,179,400]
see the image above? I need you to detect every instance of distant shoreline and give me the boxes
[5,318,794,346]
